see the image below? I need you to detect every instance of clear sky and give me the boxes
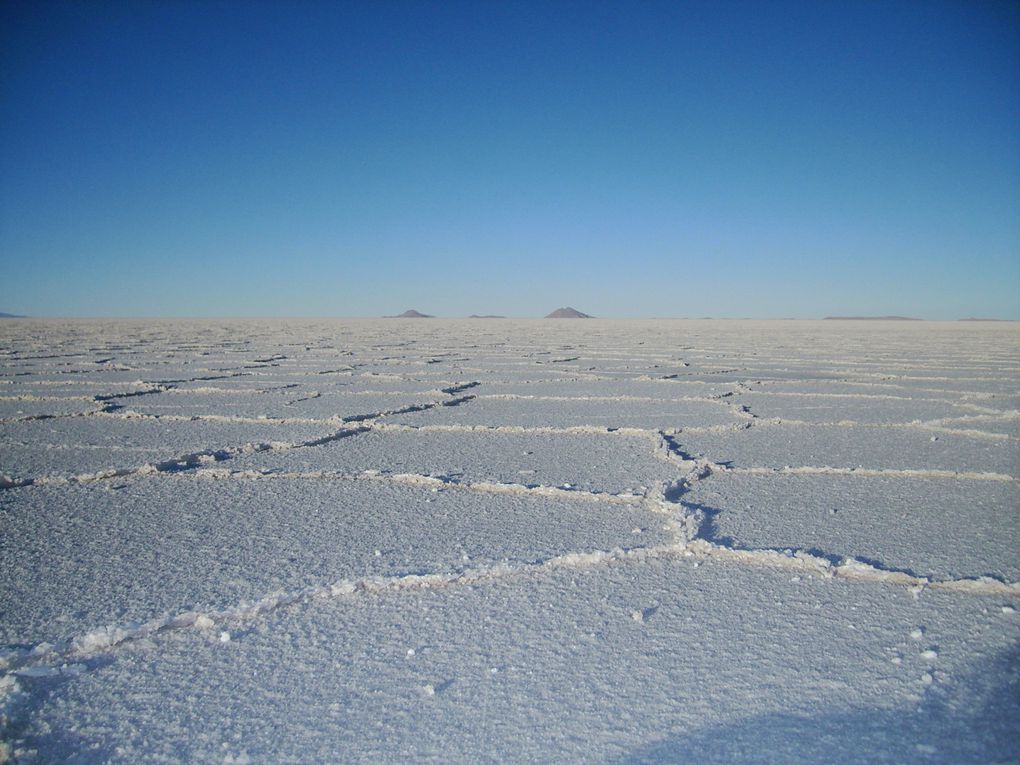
[1,0,1018,319]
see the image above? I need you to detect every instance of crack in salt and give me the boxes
[3,366,1018,691]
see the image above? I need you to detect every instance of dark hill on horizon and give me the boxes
[545,307,593,319]
[389,309,433,318]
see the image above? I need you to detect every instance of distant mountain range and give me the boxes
[0,312,25,318]
[545,307,593,318]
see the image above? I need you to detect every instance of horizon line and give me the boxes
[2,314,1018,322]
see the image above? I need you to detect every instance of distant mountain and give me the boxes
[469,314,505,319]
[959,317,1010,322]
[545,307,593,319]
[389,309,434,318]
[0,312,25,318]
[823,316,921,321]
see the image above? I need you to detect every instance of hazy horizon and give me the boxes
[2,311,1018,322]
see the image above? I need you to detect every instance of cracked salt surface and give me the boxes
[674,422,1018,476]
[0,417,341,483]
[0,397,103,420]
[683,472,1020,581]
[11,560,1020,764]
[1,318,1018,763]
[0,478,672,646]
[225,427,674,495]
[393,394,743,429]
[475,379,733,399]
[120,390,444,420]
[729,391,994,425]
[935,416,1020,439]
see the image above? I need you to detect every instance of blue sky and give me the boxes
[1,0,1018,318]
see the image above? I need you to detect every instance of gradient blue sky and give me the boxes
[1,0,1018,318]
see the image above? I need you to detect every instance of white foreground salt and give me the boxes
[1,318,1017,763]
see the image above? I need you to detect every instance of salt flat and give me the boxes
[1,318,1018,763]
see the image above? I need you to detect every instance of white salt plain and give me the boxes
[1,318,1018,763]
